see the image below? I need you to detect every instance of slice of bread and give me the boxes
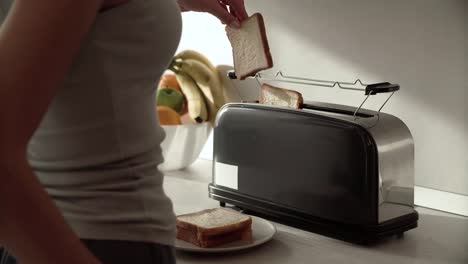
[226,13,273,80]
[259,83,303,109]
[176,208,253,247]
[177,208,252,236]
[177,226,252,248]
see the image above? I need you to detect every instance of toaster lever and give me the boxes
[355,83,399,118]
[365,83,400,95]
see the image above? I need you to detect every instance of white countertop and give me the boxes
[163,159,468,264]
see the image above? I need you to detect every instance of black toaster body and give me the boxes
[209,102,418,244]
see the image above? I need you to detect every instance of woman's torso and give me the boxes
[101,0,131,10]
[0,0,182,245]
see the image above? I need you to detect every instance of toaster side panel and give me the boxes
[213,104,379,225]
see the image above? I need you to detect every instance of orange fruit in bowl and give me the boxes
[157,106,182,125]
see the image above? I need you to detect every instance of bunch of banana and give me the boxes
[168,50,225,126]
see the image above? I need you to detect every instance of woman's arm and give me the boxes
[0,0,103,263]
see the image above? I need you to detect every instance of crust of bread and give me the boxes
[176,208,252,236]
[176,226,202,247]
[259,83,304,109]
[200,228,252,248]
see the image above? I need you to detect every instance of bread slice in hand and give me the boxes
[226,13,273,80]
[176,208,253,248]
[259,83,304,109]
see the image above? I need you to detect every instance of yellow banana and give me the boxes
[171,50,224,107]
[174,50,217,73]
[172,59,225,125]
[174,72,208,124]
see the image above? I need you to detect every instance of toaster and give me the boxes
[208,77,419,244]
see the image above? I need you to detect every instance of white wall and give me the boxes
[177,1,468,197]
[176,12,233,66]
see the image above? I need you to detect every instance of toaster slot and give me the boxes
[301,103,374,118]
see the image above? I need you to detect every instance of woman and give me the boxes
[0,0,247,263]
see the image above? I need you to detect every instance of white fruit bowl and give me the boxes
[158,122,212,171]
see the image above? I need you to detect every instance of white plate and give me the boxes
[175,215,277,253]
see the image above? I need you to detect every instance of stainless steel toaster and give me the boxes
[208,74,418,244]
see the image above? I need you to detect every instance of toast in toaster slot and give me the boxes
[259,83,304,109]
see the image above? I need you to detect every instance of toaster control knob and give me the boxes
[228,71,238,80]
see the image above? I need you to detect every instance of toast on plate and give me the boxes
[176,208,253,248]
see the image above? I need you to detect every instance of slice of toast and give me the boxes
[177,208,252,236]
[259,83,304,109]
[177,226,252,248]
[226,13,273,80]
[176,208,253,247]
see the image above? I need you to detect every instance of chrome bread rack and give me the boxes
[228,70,400,118]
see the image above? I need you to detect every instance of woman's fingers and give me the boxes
[219,0,238,19]
[177,0,245,27]
[228,0,248,21]
[210,2,240,27]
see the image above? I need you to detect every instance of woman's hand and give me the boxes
[176,0,248,27]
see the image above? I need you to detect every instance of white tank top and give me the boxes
[1,0,182,245]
